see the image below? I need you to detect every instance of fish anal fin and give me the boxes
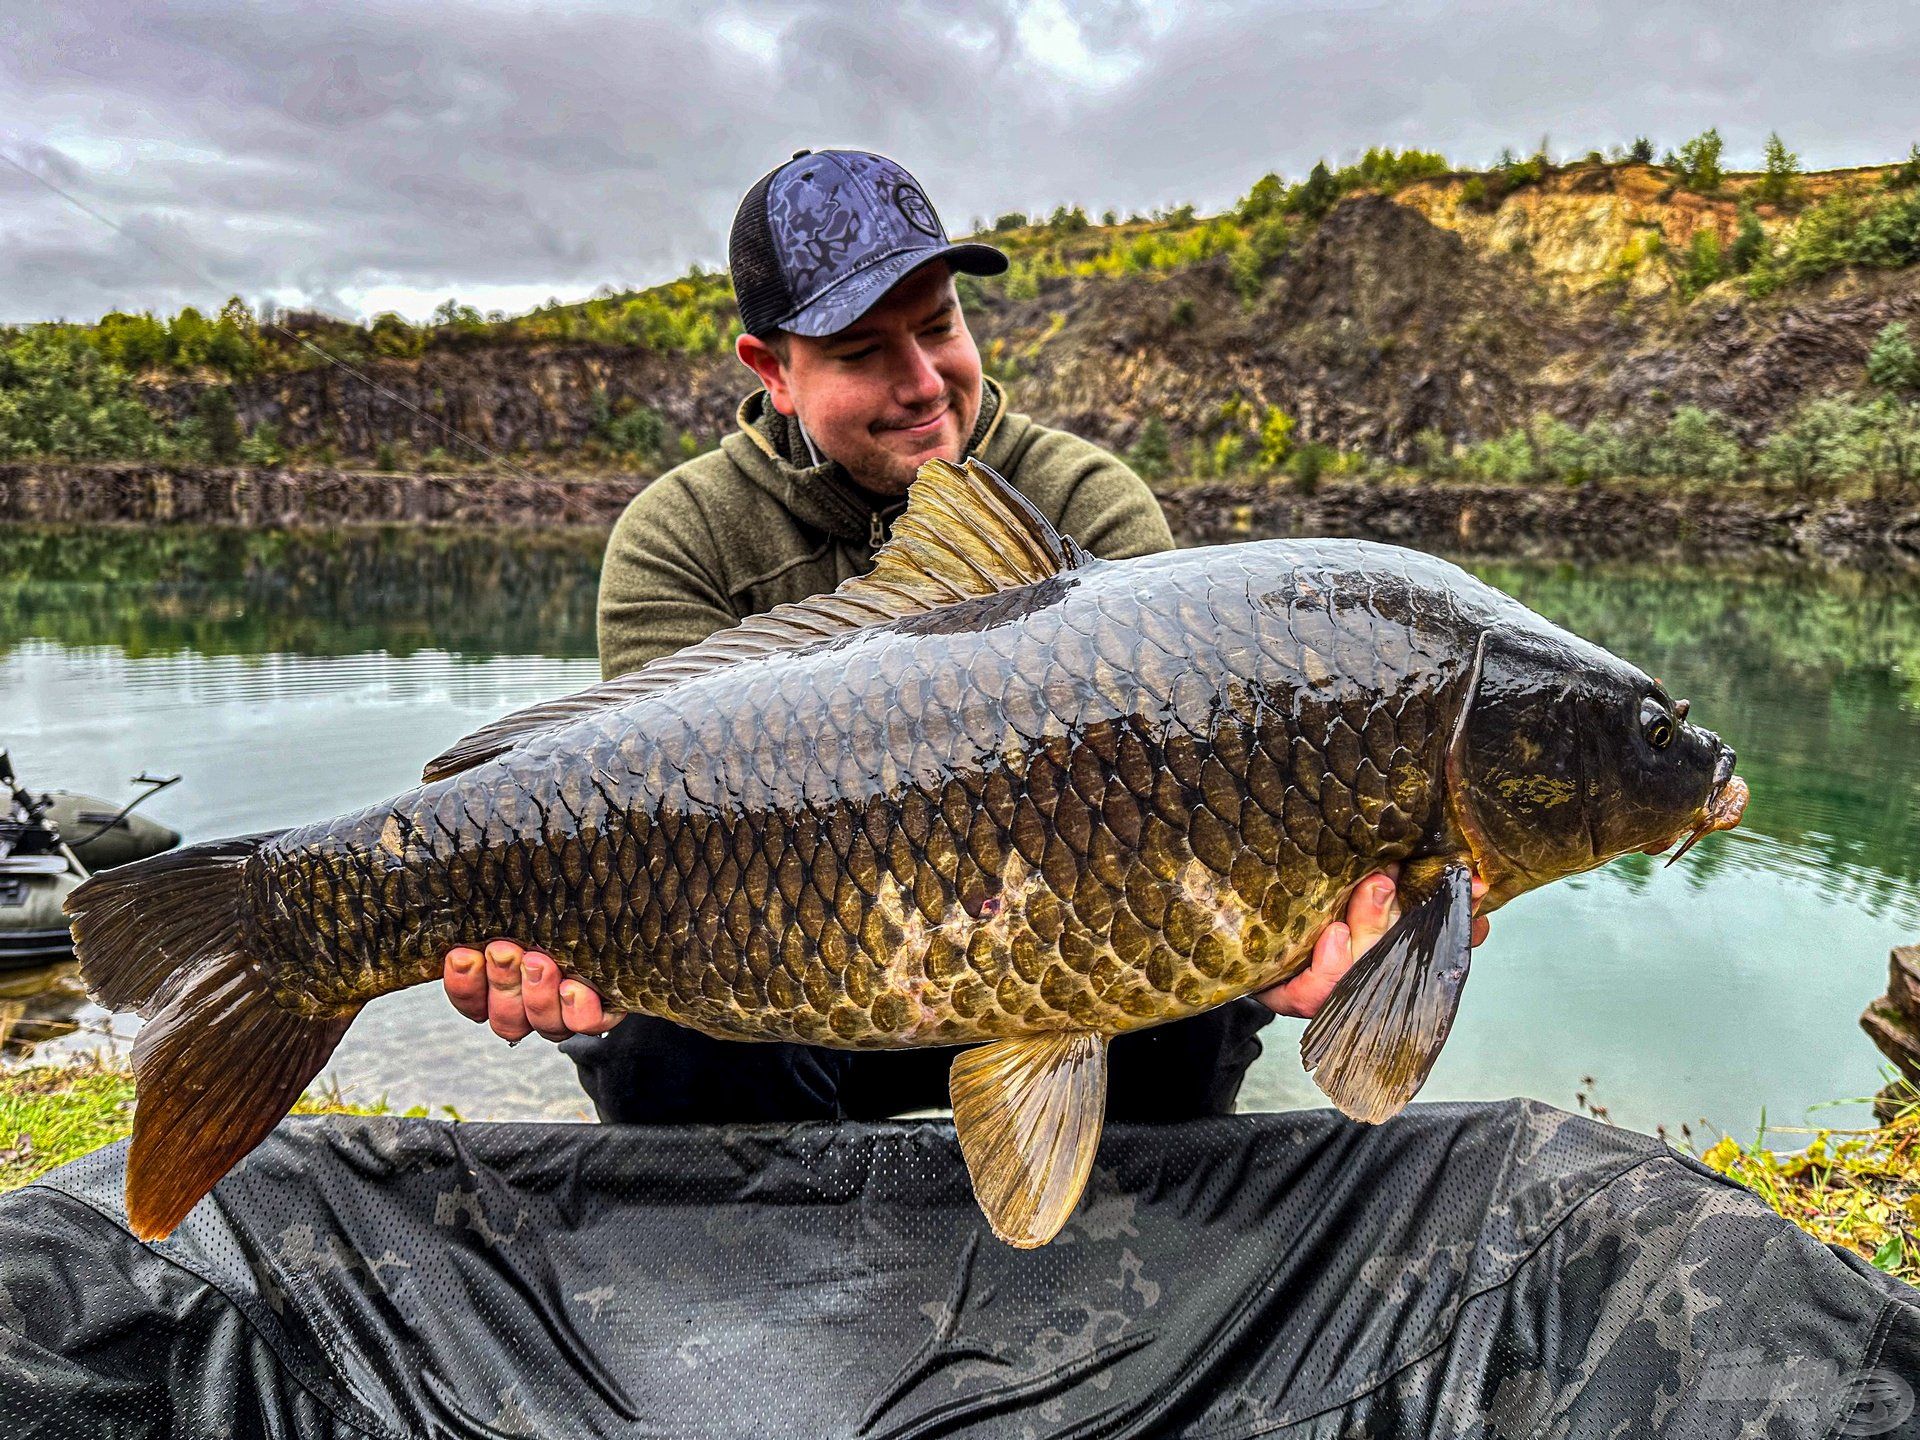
[949,1031,1108,1249]
[1300,862,1475,1124]
[422,458,1085,782]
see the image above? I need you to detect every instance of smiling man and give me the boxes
[445,149,1486,1123]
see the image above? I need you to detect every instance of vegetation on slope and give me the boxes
[4,132,1920,482]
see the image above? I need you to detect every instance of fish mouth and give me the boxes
[1661,749,1748,867]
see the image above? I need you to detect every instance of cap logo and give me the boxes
[892,181,941,239]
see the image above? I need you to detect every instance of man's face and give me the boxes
[741,260,983,496]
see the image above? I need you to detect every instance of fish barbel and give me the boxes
[69,458,1746,1245]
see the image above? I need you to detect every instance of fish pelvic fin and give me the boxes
[1300,862,1476,1125]
[65,835,358,1241]
[421,458,1087,783]
[949,1031,1108,1249]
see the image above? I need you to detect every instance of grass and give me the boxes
[1696,1084,1920,1284]
[0,1052,458,1195]
[8,1053,1920,1283]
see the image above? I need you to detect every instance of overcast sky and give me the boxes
[3,0,1916,324]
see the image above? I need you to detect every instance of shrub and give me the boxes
[238,424,285,466]
[1868,323,1920,394]
[373,440,401,471]
[1460,430,1536,483]
[192,386,243,462]
[1258,406,1296,468]
[1412,427,1456,476]
[1757,132,1800,206]
[1679,228,1726,299]
[607,403,666,459]
[1651,406,1744,482]
[1128,416,1171,480]
[0,330,173,460]
[1289,442,1330,495]
[369,311,424,359]
[1760,397,1877,493]
[1292,162,1338,220]
[1728,204,1766,274]
[1229,217,1292,299]
[1526,415,1601,483]
[1629,136,1656,164]
[1674,128,1725,191]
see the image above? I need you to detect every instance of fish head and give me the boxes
[1448,623,1745,907]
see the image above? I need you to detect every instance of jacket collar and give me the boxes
[722,376,1013,545]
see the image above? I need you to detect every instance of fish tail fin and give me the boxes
[65,834,358,1241]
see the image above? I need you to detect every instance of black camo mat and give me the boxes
[1,1099,1916,1437]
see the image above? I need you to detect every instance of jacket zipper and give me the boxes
[870,511,888,549]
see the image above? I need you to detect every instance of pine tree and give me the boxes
[1757,132,1800,205]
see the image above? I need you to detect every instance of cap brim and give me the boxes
[779,242,1010,338]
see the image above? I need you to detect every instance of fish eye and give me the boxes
[1640,697,1675,750]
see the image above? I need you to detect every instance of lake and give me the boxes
[4,524,1917,1141]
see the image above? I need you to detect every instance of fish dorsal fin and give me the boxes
[950,1031,1109,1248]
[421,457,1083,782]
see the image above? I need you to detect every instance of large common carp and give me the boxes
[69,459,1746,1246]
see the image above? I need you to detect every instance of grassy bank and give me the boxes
[5,1055,1919,1285]
[1698,1090,1920,1284]
[0,1053,454,1195]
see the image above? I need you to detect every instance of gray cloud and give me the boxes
[2,0,1915,323]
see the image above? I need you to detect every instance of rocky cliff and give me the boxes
[130,162,1920,469]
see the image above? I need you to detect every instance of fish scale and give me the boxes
[69,456,1745,1244]
[243,545,1467,1047]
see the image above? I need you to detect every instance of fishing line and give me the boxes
[0,146,539,480]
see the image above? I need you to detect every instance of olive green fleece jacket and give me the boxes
[596,377,1175,679]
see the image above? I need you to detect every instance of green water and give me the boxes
[3,527,1916,1137]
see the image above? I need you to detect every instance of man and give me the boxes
[443,149,1489,1121]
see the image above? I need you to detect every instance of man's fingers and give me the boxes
[520,953,571,1042]
[484,939,533,1042]
[1347,870,1402,959]
[444,946,488,1022]
[560,980,628,1036]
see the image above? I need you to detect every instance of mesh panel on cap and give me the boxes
[730,167,793,338]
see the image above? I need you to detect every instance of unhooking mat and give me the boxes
[0,1099,1916,1438]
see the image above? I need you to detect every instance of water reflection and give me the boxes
[0,526,604,659]
[1461,558,1920,923]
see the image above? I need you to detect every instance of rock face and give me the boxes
[126,163,1920,469]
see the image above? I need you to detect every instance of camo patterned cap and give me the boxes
[729,149,1009,338]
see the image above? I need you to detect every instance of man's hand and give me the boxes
[1257,865,1491,1020]
[444,941,625,1044]
[445,866,1491,1041]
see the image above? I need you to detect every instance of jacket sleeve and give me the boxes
[1021,429,1175,562]
[596,473,742,680]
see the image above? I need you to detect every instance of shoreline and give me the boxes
[4,460,1920,566]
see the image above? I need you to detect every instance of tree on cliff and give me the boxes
[1672,128,1725,192]
[1757,132,1801,206]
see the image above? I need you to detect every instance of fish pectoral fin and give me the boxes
[1300,862,1475,1125]
[949,1032,1108,1249]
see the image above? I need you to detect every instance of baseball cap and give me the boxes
[729,149,1009,339]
